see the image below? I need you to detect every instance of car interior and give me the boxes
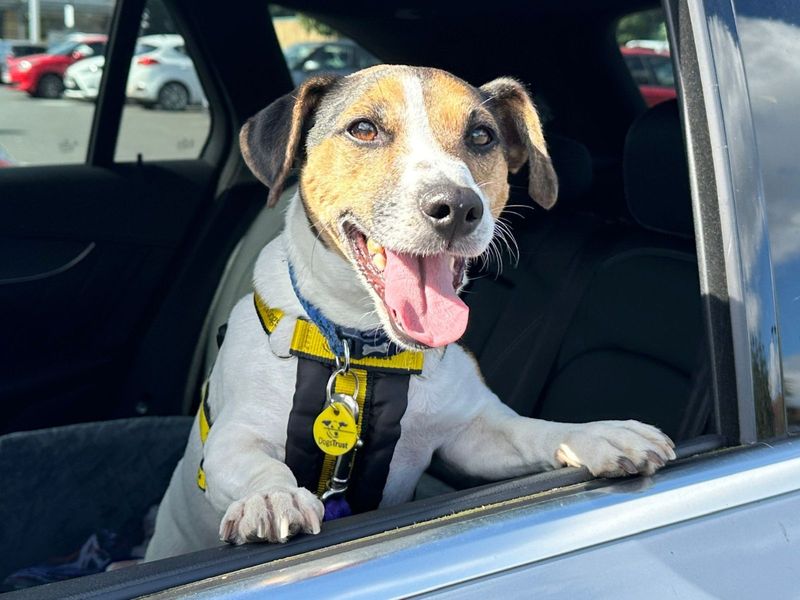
[0,0,730,596]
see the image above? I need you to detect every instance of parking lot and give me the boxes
[0,84,210,165]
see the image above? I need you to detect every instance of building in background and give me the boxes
[0,0,113,42]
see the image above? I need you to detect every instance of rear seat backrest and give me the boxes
[534,100,702,440]
[462,135,599,363]
[464,100,703,442]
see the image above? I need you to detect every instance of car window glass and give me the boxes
[270,5,382,86]
[0,8,115,166]
[616,9,676,106]
[733,0,800,427]
[624,55,650,85]
[72,43,95,58]
[114,0,211,162]
[47,39,79,55]
[135,43,158,55]
[649,56,675,87]
[87,42,106,56]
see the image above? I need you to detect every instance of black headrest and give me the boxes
[548,134,593,206]
[624,100,694,238]
[509,134,592,204]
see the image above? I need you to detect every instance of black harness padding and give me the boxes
[347,371,410,512]
[284,358,330,493]
[284,357,411,512]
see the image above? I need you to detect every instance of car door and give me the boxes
[0,0,291,435]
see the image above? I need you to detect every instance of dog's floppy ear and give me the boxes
[239,75,339,207]
[480,77,558,210]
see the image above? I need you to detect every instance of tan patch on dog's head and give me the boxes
[239,65,556,256]
[300,73,411,254]
[422,71,510,218]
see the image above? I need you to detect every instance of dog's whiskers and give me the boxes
[494,220,520,267]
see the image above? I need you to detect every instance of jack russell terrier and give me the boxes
[145,65,675,560]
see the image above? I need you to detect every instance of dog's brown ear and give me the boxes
[239,75,339,207]
[479,77,558,210]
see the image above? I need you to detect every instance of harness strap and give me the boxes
[196,380,212,491]
[288,264,402,359]
[290,317,424,374]
[196,291,423,514]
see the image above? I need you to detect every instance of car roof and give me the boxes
[137,33,184,47]
[620,46,670,57]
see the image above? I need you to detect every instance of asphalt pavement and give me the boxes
[0,84,211,166]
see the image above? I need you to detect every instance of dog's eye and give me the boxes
[468,126,494,147]
[348,120,379,142]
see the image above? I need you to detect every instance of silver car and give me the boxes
[126,34,206,111]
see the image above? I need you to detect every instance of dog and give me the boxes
[144,65,675,560]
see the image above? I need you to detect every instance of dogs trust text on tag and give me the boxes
[313,403,358,455]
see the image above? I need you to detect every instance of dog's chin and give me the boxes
[338,221,470,350]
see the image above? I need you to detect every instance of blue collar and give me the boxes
[288,263,402,359]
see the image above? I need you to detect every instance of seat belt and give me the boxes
[482,225,622,417]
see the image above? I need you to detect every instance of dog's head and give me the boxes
[241,65,557,349]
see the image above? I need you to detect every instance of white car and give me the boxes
[63,35,171,102]
[63,54,104,100]
[64,34,205,111]
[126,34,206,111]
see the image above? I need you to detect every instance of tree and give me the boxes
[297,15,336,37]
[616,9,667,45]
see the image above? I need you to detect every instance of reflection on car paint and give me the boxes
[733,1,800,427]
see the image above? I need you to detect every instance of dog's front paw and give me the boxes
[219,486,324,545]
[555,420,676,478]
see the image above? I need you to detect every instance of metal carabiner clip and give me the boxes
[334,338,351,372]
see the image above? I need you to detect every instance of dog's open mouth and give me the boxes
[344,223,469,347]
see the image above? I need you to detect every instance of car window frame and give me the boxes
[665,0,786,443]
[645,54,674,87]
[623,53,652,85]
[87,0,224,167]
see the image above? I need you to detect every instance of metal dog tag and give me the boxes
[314,367,361,456]
[314,397,358,456]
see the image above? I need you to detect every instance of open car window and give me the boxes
[616,8,676,106]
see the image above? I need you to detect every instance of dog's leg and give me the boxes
[202,422,324,545]
[434,347,676,480]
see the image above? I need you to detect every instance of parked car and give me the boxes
[64,35,183,102]
[125,34,206,111]
[62,55,104,101]
[4,33,107,98]
[620,45,677,107]
[285,39,380,85]
[0,146,14,167]
[0,40,47,85]
[1,0,800,597]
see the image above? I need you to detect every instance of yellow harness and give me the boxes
[196,293,424,501]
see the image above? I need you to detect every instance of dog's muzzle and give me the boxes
[419,185,484,241]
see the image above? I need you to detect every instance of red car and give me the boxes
[620,46,676,107]
[6,34,107,98]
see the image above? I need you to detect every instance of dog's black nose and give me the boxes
[420,187,484,239]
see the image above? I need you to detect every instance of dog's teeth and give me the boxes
[372,253,386,271]
[367,238,384,256]
[449,256,456,272]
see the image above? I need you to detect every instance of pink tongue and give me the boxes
[383,250,469,347]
